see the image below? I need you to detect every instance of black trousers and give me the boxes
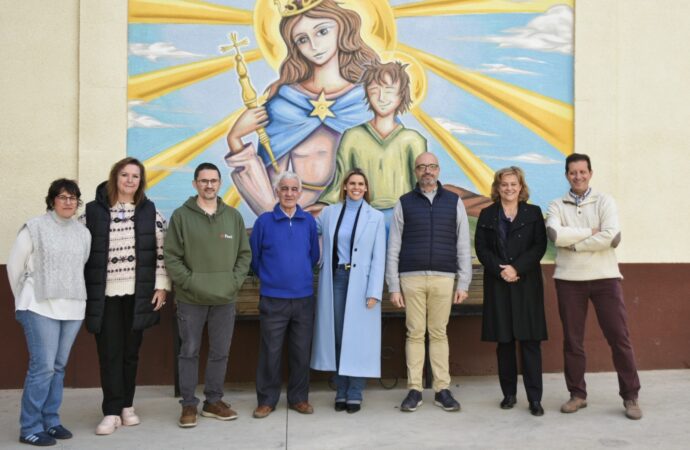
[256,296,314,407]
[95,295,143,416]
[497,340,543,402]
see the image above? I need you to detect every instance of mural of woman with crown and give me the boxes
[224,0,379,215]
[128,0,574,247]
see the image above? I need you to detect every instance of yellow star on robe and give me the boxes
[309,91,336,122]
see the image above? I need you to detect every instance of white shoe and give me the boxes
[96,415,121,435]
[121,407,141,426]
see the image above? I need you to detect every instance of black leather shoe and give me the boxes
[500,395,517,409]
[334,401,347,412]
[529,401,544,416]
[346,404,361,414]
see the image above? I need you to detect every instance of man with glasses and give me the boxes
[164,162,251,428]
[249,171,319,419]
[386,152,472,412]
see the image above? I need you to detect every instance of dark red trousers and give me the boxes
[555,278,641,401]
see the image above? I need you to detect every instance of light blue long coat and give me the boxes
[310,201,386,377]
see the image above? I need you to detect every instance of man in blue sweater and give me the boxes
[249,171,320,419]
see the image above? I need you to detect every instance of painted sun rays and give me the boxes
[128,0,573,206]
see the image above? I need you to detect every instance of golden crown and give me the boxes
[274,0,326,17]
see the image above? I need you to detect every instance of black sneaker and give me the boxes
[346,403,361,414]
[434,389,461,411]
[46,425,72,440]
[334,401,347,412]
[19,431,56,446]
[400,390,423,412]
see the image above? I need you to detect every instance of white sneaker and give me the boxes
[121,407,141,426]
[96,415,122,435]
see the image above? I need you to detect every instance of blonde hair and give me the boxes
[267,0,379,98]
[490,166,530,203]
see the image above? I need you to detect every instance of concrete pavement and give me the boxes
[1,370,688,449]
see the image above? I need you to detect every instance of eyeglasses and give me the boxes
[196,179,220,186]
[415,164,439,171]
[56,195,78,203]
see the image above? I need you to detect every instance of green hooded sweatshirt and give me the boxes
[164,196,251,305]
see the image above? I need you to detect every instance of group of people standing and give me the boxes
[8,151,642,446]
[8,158,170,445]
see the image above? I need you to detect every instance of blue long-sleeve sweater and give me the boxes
[250,204,320,298]
[336,197,363,264]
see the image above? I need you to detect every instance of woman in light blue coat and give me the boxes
[311,168,386,413]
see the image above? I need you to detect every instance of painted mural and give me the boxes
[127,0,574,234]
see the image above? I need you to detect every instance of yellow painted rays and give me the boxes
[128,0,573,206]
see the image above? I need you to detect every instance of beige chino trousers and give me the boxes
[401,275,455,392]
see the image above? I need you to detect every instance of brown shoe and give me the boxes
[289,401,314,414]
[201,400,238,421]
[624,399,642,420]
[560,396,587,413]
[178,405,197,428]
[253,405,274,419]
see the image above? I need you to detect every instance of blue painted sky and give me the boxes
[128,1,574,223]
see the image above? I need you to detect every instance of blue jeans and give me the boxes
[333,268,366,404]
[16,310,82,437]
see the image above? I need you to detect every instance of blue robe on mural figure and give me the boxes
[257,84,372,167]
[311,201,385,378]
[226,83,373,215]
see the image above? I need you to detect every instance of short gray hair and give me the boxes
[273,171,302,192]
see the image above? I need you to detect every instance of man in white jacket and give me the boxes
[546,153,642,420]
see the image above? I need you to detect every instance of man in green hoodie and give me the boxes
[164,162,251,428]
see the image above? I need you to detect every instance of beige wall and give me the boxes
[575,0,690,262]
[1,0,689,262]
[78,1,128,194]
[0,0,80,254]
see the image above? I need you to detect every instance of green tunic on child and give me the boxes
[319,122,427,209]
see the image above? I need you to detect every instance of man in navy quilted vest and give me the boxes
[386,152,472,412]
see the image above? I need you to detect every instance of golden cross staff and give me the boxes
[220,32,280,173]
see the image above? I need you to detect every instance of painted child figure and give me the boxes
[317,61,426,222]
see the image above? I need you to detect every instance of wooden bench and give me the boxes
[235,265,484,317]
[173,266,485,394]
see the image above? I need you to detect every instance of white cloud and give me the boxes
[480,152,561,165]
[477,63,538,76]
[128,100,182,129]
[459,5,573,54]
[434,117,496,136]
[129,42,205,62]
[501,56,547,64]
[128,110,180,129]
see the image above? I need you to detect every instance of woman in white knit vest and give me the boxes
[81,158,170,435]
[8,179,92,446]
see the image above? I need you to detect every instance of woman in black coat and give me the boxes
[475,166,547,416]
